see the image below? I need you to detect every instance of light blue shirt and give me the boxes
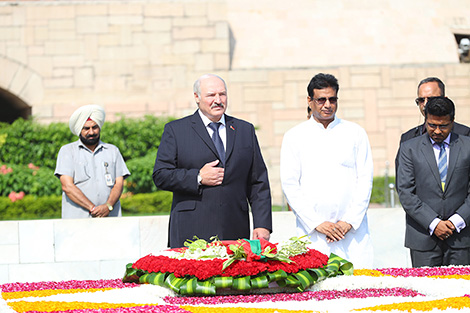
[55,140,130,218]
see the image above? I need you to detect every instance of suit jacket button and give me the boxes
[442,195,446,200]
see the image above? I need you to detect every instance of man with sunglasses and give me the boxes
[280,73,374,268]
[400,77,470,143]
[397,97,470,267]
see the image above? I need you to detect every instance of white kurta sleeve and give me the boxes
[341,127,373,230]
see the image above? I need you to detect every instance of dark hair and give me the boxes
[417,77,445,96]
[307,73,339,98]
[424,96,455,120]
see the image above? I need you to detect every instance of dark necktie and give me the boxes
[208,122,225,163]
[438,142,447,191]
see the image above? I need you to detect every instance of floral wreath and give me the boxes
[123,236,353,296]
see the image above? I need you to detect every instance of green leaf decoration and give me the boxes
[308,268,328,282]
[222,258,236,271]
[124,263,135,275]
[149,272,167,286]
[139,273,151,284]
[179,277,198,295]
[123,252,355,296]
[324,253,354,277]
[195,280,216,295]
[339,261,354,275]
[293,270,314,291]
[251,275,269,289]
[277,278,287,287]
[268,269,287,282]
[122,263,140,283]
[165,273,188,293]
[284,275,300,288]
[232,276,251,290]
[184,236,210,250]
[213,276,233,288]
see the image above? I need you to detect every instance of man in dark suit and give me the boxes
[153,74,272,248]
[397,96,470,267]
[400,77,470,143]
[395,77,470,186]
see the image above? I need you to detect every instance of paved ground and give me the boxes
[367,207,411,268]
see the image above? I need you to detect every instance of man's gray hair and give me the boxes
[193,74,227,98]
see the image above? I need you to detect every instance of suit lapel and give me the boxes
[225,115,236,162]
[445,133,460,189]
[420,136,442,189]
[190,111,220,159]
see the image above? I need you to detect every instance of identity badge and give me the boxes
[104,162,114,186]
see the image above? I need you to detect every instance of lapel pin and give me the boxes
[230,125,235,131]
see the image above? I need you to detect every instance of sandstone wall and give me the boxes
[1,1,470,204]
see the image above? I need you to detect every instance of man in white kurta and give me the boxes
[280,73,374,268]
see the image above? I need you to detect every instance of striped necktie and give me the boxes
[438,142,447,191]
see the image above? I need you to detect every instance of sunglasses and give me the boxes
[313,97,338,105]
[415,96,438,105]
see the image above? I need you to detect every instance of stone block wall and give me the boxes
[225,66,470,204]
[1,1,470,204]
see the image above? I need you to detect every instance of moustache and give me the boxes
[211,103,224,109]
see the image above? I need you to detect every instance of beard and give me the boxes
[79,133,100,146]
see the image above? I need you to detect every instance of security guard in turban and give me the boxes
[54,105,130,218]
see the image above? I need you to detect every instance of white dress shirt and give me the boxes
[198,110,226,150]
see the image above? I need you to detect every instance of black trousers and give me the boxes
[410,241,470,267]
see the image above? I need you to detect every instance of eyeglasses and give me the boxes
[426,122,451,130]
[415,96,438,105]
[313,97,338,105]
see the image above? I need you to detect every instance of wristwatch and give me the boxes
[106,203,113,211]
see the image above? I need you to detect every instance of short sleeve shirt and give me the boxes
[54,140,130,219]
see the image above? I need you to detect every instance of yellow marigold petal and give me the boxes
[353,269,385,277]
[427,275,470,280]
[2,288,113,300]
[181,306,316,313]
[7,301,158,313]
[354,296,470,312]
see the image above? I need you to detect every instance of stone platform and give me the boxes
[0,208,409,284]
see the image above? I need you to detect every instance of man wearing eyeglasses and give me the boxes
[400,77,470,143]
[280,73,374,268]
[396,97,470,267]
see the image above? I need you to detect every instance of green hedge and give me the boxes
[0,163,62,197]
[0,115,172,196]
[0,156,160,197]
[0,191,173,221]
[124,151,159,194]
[120,191,172,215]
[0,115,172,169]
[101,115,170,161]
[0,195,62,220]
[371,176,396,204]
